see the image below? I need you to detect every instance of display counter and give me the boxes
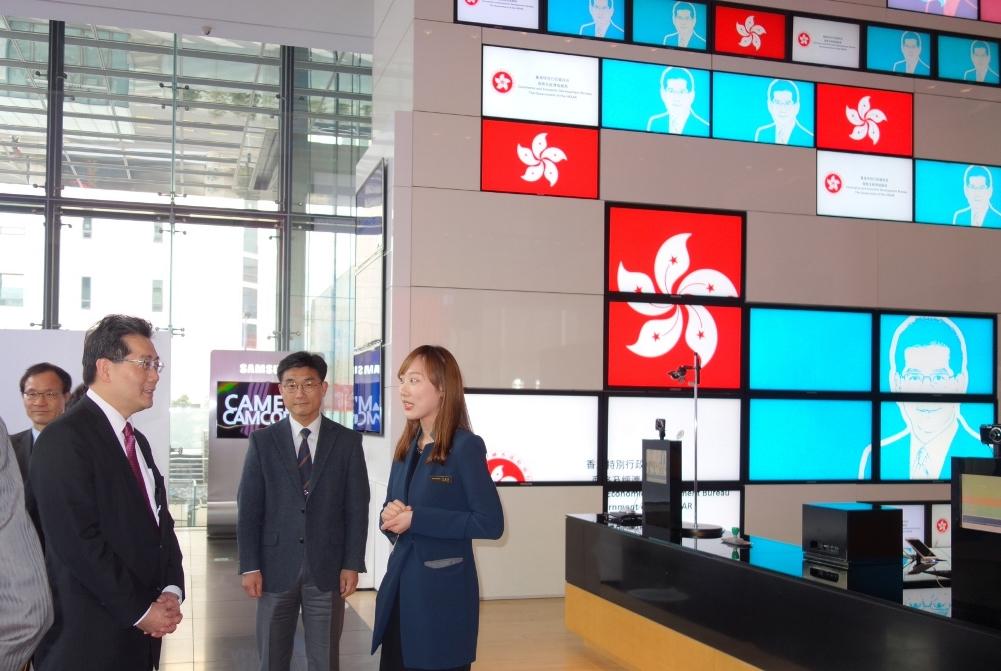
[565,514,1001,671]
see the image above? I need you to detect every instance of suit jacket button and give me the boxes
[301,509,305,514]
[298,538,304,543]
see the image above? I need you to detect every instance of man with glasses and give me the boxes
[858,316,993,480]
[662,2,705,50]
[952,165,1001,228]
[11,363,71,485]
[238,351,369,671]
[29,315,184,671]
[754,79,814,146]
[646,66,708,135]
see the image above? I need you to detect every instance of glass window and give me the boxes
[82,217,92,238]
[0,208,43,327]
[0,272,25,306]
[0,17,49,195]
[152,278,163,311]
[153,222,163,242]
[80,276,91,309]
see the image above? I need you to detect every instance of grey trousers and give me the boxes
[256,560,345,671]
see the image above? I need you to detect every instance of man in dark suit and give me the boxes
[11,363,71,485]
[29,315,184,671]
[238,351,370,671]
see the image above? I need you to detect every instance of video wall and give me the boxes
[480,43,1001,228]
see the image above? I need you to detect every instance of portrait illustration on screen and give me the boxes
[580,0,623,39]
[895,31,929,74]
[646,67,709,134]
[953,165,1001,228]
[663,2,706,49]
[966,40,1000,83]
[889,0,977,19]
[860,316,994,479]
[754,79,814,145]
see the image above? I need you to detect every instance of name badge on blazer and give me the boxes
[430,475,452,484]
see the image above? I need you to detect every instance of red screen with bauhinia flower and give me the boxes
[607,207,743,297]
[607,301,742,389]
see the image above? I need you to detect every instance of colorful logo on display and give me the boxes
[491,70,513,93]
[216,381,287,438]
[817,84,912,157]
[714,6,785,60]
[937,517,949,533]
[488,454,529,482]
[824,172,843,193]
[353,349,382,434]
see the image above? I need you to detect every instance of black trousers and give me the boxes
[378,597,471,671]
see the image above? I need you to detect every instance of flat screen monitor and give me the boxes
[878,402,995,480]
[749,308,872,392]
[816,150,913,221]
[547,0,626,41]
[984,0,1001,22]
[457,0,540,29]
[713,5,786,60]
[915,160,1001,228]
[352,347,382,434]
[866,26,932,77]
[465,392,598,483]
[791,16,860,68]
[632,0,709,50]
[602,60,711,137]
[888,0,978,20]
[879,314,995,395]
[937,35,1000,85]
[816,84,913,157]
[711,72,815,147]
[960,474,1001,533]
[931,503,952,547]
[607,396,741,481]
[482,46,599,127]
[749,399,872,480]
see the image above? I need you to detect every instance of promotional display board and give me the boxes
[607,396,741,481]
[816,84,913,157]
[816,150,913,221]
[456,0,540,29]
[791,16,861,69]
[866,26,932,77]
[481,119,599,198]
[548,0,626,41]
[632,0,709,50]
[938,35,1000,84]
[602,60,711,137]
[465,392,599,482]
[713,5,787,60]
[352,346,382,434]
[711,72,815,147]
[749,308,872,392]
[915,160,1001,228]
[482,46,599,127]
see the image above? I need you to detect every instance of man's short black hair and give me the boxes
[277,351,328,382]
[19,362,72,394]
[82,315,154,385]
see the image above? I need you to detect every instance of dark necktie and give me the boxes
[298,427,312,497]
[124,422,156,525]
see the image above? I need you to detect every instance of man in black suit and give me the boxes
[11,363,71,485]
[29,315,184,670]
[238,351,369,671]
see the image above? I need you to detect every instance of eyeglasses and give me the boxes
[117,358,165,373]
[900,371,957,388]
[281,379,322,393]
[23,390,63,401]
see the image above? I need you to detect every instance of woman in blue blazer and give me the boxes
[372,345,504,671]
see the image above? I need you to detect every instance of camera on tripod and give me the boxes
[979,424,1001,457]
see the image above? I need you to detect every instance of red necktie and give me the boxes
[124,422,157,525]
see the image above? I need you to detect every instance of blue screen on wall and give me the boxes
[712,72,815,147]
[750,308,871,391]
[915,160,1001,228]
[750,399,872,481]
[866,26,932,77]
[938,35,1000,85]
[548,0,626,41]
[877,401,995,481]
[879,314,995,395]
[632,0,708,50]
[602,59,711,136]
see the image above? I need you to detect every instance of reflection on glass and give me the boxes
[0,17,49,194]
[0,209,43,327]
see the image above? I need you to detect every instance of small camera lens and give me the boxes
[990,427,1001,443]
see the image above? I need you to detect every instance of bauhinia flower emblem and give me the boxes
[517,132,567,187]
[846,96,886,145]
[736,16,766,51]
[618,233,737,365]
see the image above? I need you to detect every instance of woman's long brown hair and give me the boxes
[393,345,471,464]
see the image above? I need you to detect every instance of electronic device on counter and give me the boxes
[905,537,939,564]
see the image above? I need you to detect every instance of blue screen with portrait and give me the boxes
[750,400,872,480]
[750,308,871,391]
[879,314,995,395]
[878,402,995,480]
[602,60,710,136]
[712,72,815,147]
[548,0,626,41]
[938,35,1000,85]
[866,26,931,77]
[632,0,708,50]
[915,160,1001,228]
